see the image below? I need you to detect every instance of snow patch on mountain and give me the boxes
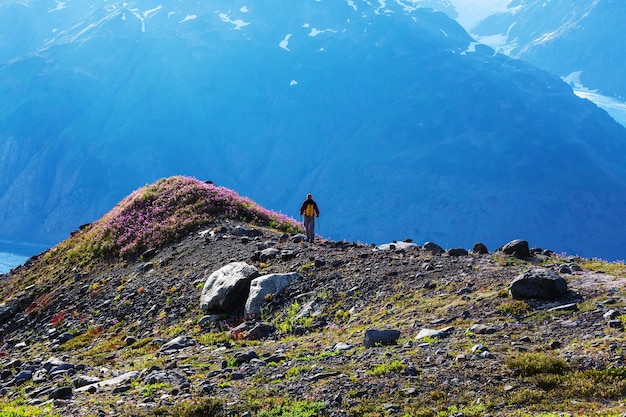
[445,0,510,30]
[218,13,250,30]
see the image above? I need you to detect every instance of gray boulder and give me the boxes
[501,239,531,258]
[510,269,568,300]
[447,248,468,257]
[291,234,307,243]
[375,241,419,251]
[472,242,489,254]
[200,262,259,313]
[245,273,297,317]
[230,321,275,340]
[0,303,17,324]
[415,326,454,340]
[76,371,140,393]
[259,248,280,261]
[422,242,444,255]
[158,336,196,355]
[363,329,401,348]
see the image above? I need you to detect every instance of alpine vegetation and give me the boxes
[56,176,302,262]
[1,178,626,416]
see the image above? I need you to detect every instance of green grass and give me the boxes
[506,352,570,377]
[257,400,325,417]
[0,402,62,417]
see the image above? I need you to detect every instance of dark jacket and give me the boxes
[300,199,320,217]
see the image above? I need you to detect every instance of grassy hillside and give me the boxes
[0,177,625,417]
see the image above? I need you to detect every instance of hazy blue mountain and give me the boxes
[472,0,626,100]
[2,0,626,260]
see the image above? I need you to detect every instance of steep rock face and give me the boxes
[1,1,626,259]
[473,0,626,99]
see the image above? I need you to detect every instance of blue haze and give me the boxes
[1,1,626,260]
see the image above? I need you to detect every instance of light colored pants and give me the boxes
[304,216,315,242]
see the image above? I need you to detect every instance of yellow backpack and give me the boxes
[305,203,315,217]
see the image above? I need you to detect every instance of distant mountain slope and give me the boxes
[1,1,626,260]
[472,0,626,99]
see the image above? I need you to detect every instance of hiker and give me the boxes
[299,193,320,243]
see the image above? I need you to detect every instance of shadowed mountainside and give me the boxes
[1,2,626,260]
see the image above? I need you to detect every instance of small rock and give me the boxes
[447,248,468,257]
[500,239,530,258]
[309,372,340,381]
[334,342,353,352]
[415,327,454,340]
[49,386,73,400]
[467,324,495,335]
[363,329,401,348]
[158,336,195,355]
[471,344,488,353]
[422,242,444,255]
[472,242,489,254]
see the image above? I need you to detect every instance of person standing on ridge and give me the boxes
[299,193,320,243]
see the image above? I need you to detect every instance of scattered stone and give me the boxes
[72,375,101,389]
[0,303,17,324]
[500,239,531,258]
[76,372,140,393]
[199,262,259,313]
[280,250,297,261]
[158,336,196,355]
[57,333,74,344]
[137,262,154,272]
[467,324,496,335]
[245,272,298,317]
[509,269,568,300]
[422,242,444,255]
[265,354,286,364]
[259,248,280,261]
[334,342,354,352]
[141,248,158,260]
[199,314,222,327]
[471,344,488,353]
[49,386,73,400]
[415,327,454,340]
[548,340,562,350]
[472,242,489,254]
[548,303,578,312]
[291,234,307,243]
[447,248,468,257]
[234,351,258,365]
[230,322,275,341]
[375,241,419,251]
[309,372,340,381]
[363,329,401,348]
[559,265,572,274]
[12,370,33,385]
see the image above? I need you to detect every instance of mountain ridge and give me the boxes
[0,178,625,416]
[2,1,626,260]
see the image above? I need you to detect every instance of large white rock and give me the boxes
[245,272,297,317]
[200,262,259,313]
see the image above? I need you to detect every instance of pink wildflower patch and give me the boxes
[69,176,302,259]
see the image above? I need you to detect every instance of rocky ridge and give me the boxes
[0,220,625,416]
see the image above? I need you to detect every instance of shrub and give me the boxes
[257,400,325,417]
[506,352,570,377]
[497,299,530,316]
